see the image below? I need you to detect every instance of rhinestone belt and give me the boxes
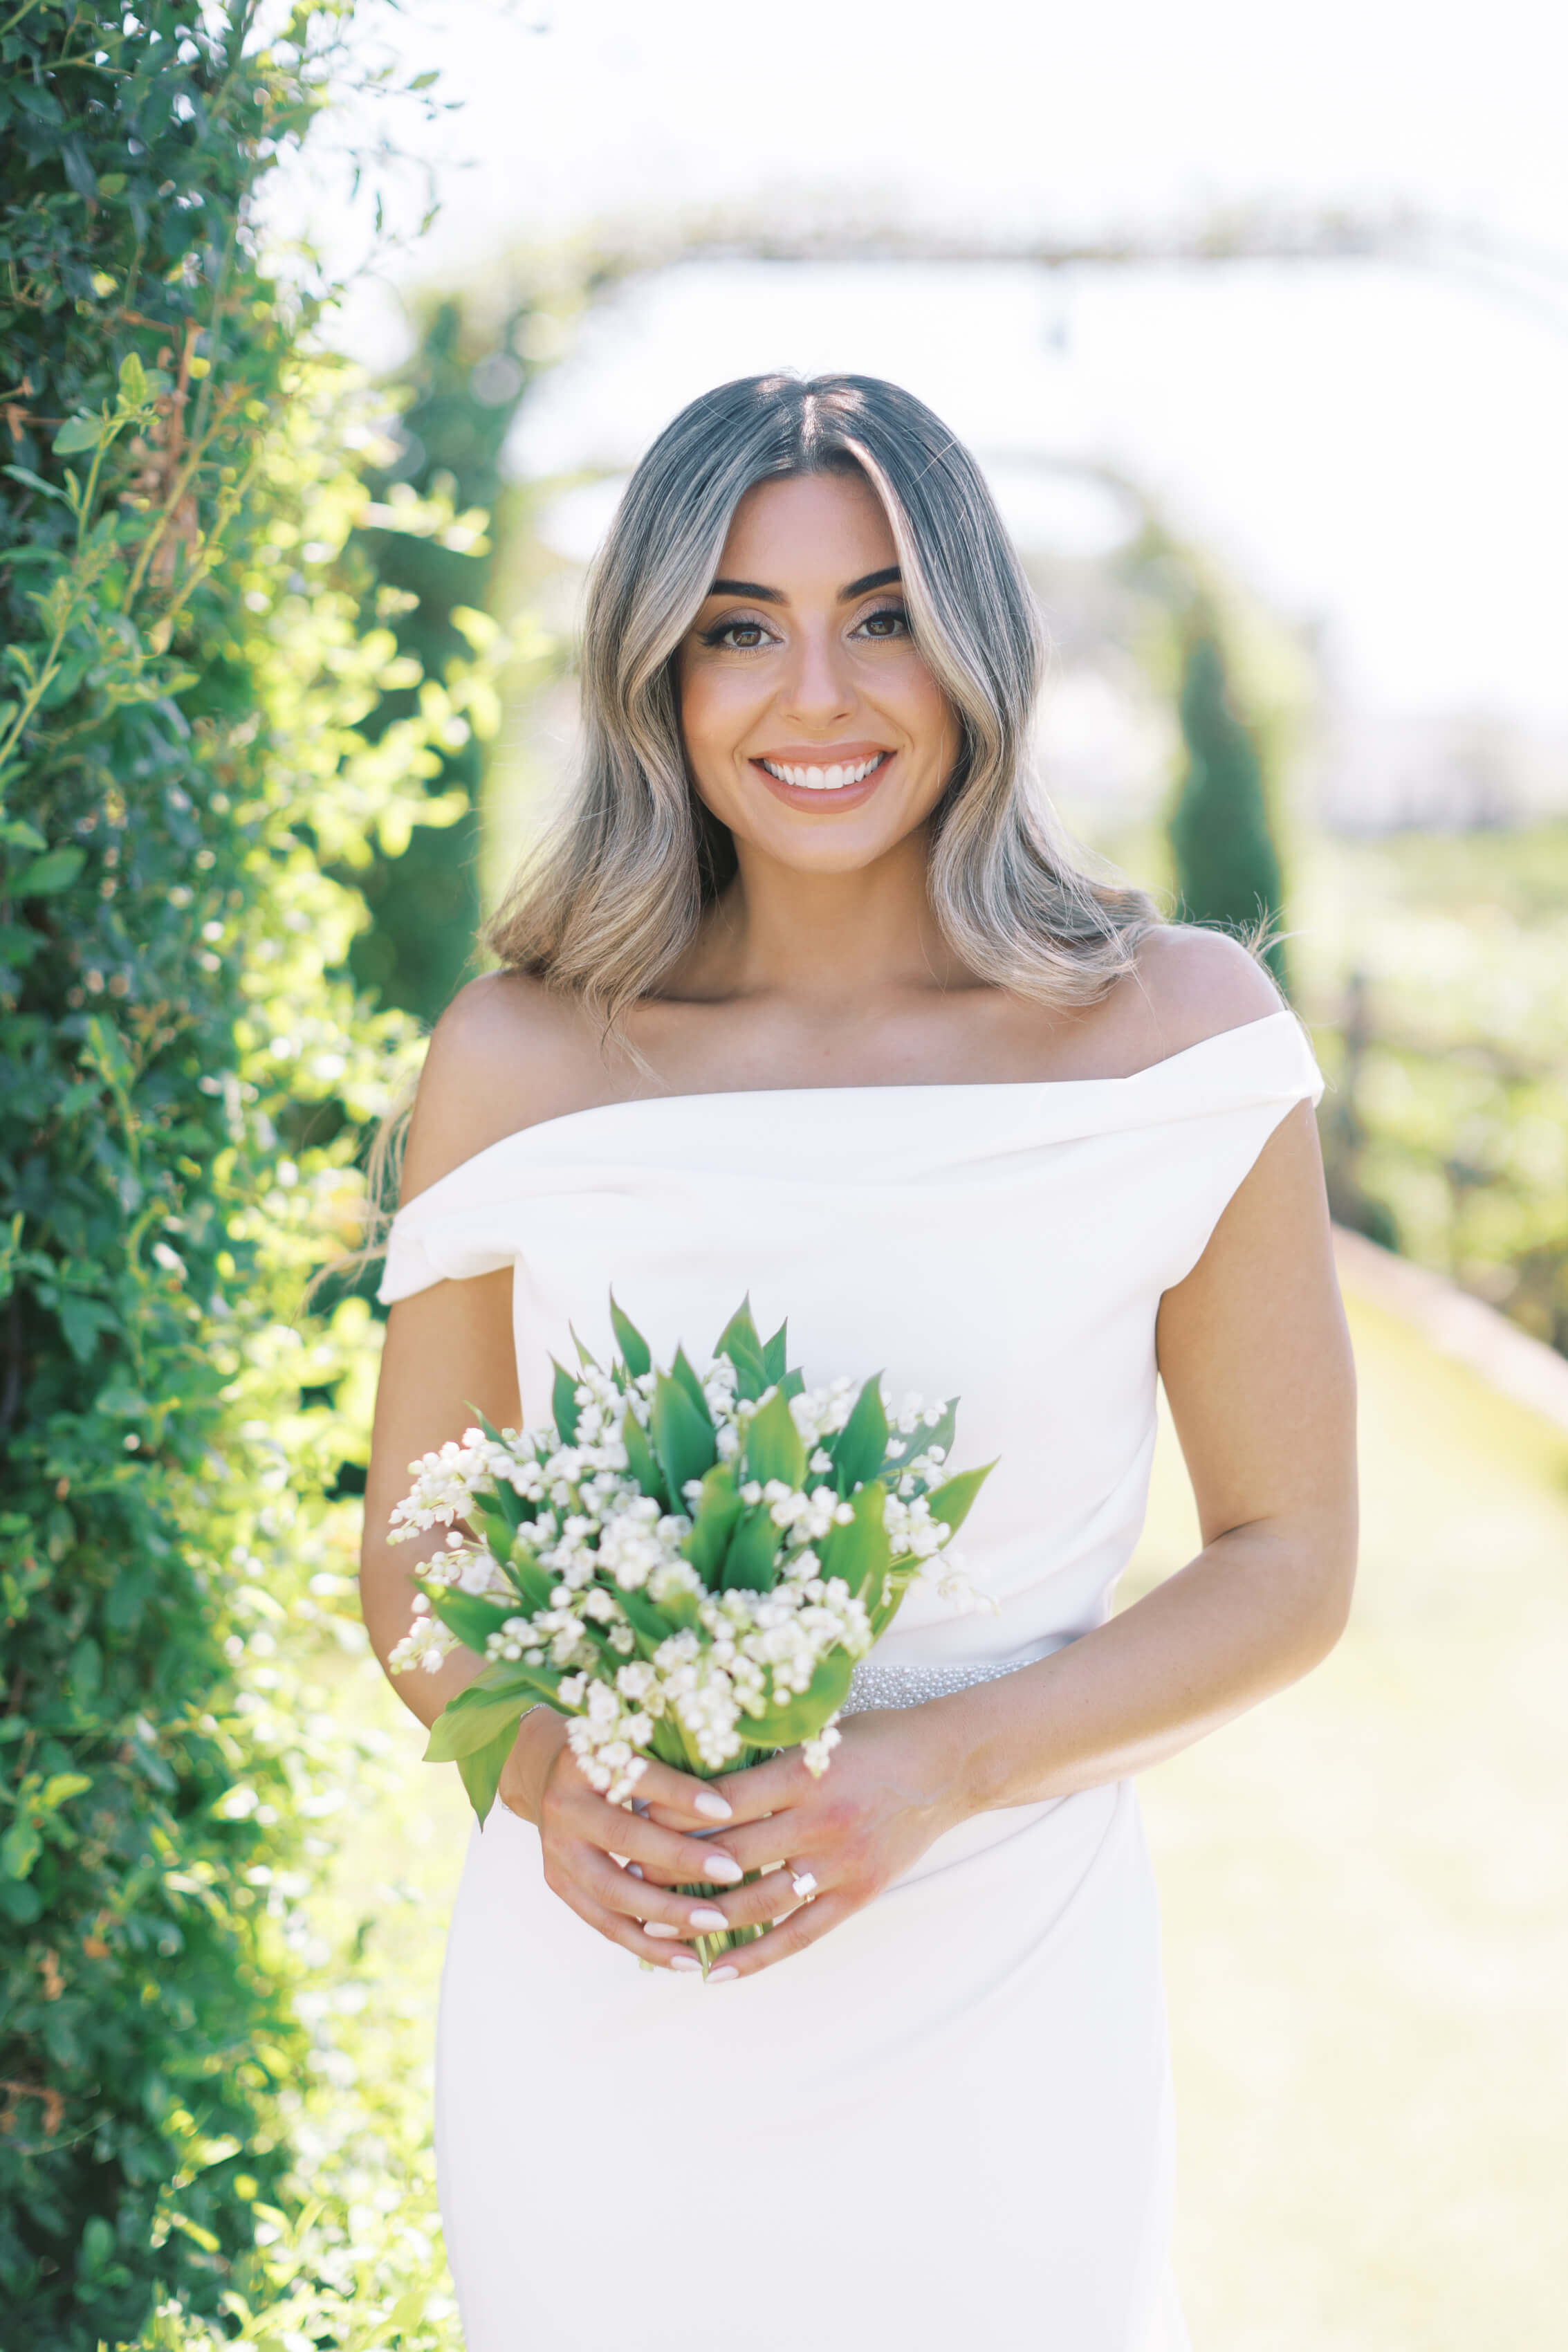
[841,1654,1045,1716]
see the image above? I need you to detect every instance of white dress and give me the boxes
[379,1007,1327,2352]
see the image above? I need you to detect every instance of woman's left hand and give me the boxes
[645,1706,972,1980]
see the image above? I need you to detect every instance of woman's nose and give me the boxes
[780,624,853,725]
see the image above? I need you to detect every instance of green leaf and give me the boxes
[615,1584,673,1648]
[39,1772,91,1812]
[683,1462,744,1586]
[458,1719,523,1826]
[762,1319,789,1384]
[1,466,68,506]
[53,414,102,456]
[831,1375,888,1495]
[478,1475,527,1534]
[118,350,148,407]
[609,1294,651,1378]
[15,846,86,897]
[651,1370,717,1505]
[819,1479,891,1599]
[668,1344,710,1424]
[551,1359,580,1444]
[428,1588,514,1656]
[721,1504,784,1592]
[744,1649,856,1747]
[923,1462,996,1540]
[470,1496,517,1563]
[743,1386,806,1489]
[504,1554,555,1613]
[59,1294,117,1363]
[620,1407,668,1508]
[714,1296,766,1399]
[1,1820,41,1881]
[424,1685,529,1762]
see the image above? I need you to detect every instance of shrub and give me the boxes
[0,6,493,2341]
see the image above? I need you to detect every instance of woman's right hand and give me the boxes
[498,1710,747,1974]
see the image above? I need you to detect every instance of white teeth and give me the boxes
[760,753,887,790]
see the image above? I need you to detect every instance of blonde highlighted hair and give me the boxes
[488,372,1162,1025]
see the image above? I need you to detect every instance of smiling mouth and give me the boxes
[756,751,892,792]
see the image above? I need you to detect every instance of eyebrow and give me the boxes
[705,564,903,605]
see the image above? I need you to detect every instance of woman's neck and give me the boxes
[675,827,970,1012]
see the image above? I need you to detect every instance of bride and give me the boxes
[360,373,1357,2351]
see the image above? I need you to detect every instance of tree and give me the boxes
[1167,625,1289,993]
[348,294,539,1027]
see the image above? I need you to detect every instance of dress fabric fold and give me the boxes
[379,1009,1324,2351]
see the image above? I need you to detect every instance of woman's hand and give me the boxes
[498,1709,751,1974]
[642,1707,971,1982]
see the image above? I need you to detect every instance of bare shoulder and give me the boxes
[398,971,607,1205]
[1120,923,1286,1066]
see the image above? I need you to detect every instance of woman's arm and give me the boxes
[690,1074,1358,1978]
[948,1089,1357,1812]
[362,1267,522,1731]
[359,977,760,1972]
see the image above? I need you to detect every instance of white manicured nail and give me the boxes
[694,1791,732,1819]
[643,1922,679,1939]
[702,1855,743,1883]
[708,1965,739,1983]
[688,1907,728,1931]
[668,1953,702,1972]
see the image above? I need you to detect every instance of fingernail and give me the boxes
[701,1855,743,1883]
[668,1953,702,1972]
[688,1906,729,1931]
[694,1790,732,1819]
[707,1965,739,1982]
[643,1922,679,1938]
[625,1862,645,1880]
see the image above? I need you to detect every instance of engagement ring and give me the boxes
[789,1867,818,1901]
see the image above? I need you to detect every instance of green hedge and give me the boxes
[0,8,492,2342]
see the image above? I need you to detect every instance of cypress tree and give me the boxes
[1168,627,1289,994]
[349,296,537,1027]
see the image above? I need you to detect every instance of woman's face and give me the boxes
[676,468,961,876]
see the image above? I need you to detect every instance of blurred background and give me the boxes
[277,8,1568,2346]
[269,6,1568,2346]
[7,3,1563,2345]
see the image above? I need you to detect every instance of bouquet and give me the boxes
[389,1296,993,1961]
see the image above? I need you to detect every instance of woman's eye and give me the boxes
[702,618,773,650]
[856,606,910,640]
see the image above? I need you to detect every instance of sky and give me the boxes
[285,0,1568,745]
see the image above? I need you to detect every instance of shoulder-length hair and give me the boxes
[488,371,1162,1027]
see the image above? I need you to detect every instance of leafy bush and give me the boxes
[1298,827,1568,1352]
[0,6,495,2342]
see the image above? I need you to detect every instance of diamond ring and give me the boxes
[789,1867,818,1901]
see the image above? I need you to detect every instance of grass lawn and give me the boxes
[331,1268,1568,2349]
[1129,1279,1568,2350]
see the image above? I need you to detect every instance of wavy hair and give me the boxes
[488,371,1162,1027]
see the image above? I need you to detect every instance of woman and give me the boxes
[361,373,1357,2352]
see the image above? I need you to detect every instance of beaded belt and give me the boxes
[841,1653,1047,1716]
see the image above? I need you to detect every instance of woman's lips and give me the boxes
[750,748,895,811]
